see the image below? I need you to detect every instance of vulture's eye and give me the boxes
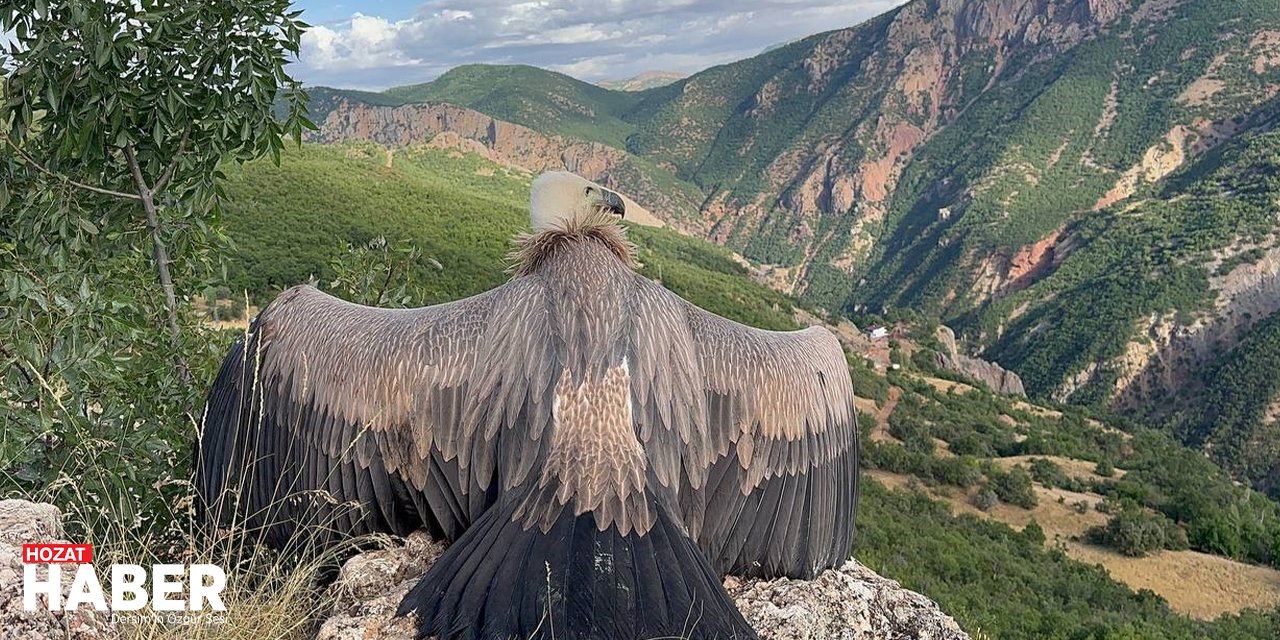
[584,186,595,196]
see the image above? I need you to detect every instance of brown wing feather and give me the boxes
[196,280,553,548]
[629,278,858,579]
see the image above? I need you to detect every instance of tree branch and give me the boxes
[376,258,398,307]
[0,129,143,201]
[124,143,191,385]
[152,127,191,195]
[0,344,35,389]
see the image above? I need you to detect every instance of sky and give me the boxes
[291,0,910,90]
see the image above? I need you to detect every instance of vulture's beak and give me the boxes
[601,189,626,218]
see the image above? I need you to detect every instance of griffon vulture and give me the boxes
[196,172,859,640]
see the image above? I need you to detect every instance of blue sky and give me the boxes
[291,0,909,90]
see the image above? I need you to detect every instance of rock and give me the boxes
[729,561,969,640]
[317,533,969,640]
[934,325,1027,397]
[0,500,120,640]
[315,532,445,640]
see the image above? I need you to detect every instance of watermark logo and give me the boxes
[22,543,227,616]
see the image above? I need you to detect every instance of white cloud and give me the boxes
[292,0,911,90]
[523,23,620,45]
[301,14,422,71]
[441,10,474,21]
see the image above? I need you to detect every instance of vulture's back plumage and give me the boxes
[198,203,858,640]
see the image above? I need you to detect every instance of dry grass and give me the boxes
[1065,544,1280,620]
[1010,400,1062,419]
[13,319,380,640]
[7,480,351,640]
[866,468,1280,619]
[919,376,977,395]
[30,476,369,640]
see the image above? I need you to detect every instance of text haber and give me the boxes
[23,562,227,613]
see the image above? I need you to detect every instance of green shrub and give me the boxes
[1087,507,1187,557]
[1095,458,1116,477]
[1022,520,1047,546]
[986,466,1038,509]
[974,488,999,512]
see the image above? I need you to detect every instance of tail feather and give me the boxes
[398,500,756,640]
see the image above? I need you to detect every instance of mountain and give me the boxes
[302,0,1280,497]
[598,70,685,91]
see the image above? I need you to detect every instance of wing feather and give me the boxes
[196,280,552,548]
[629,277,858,579]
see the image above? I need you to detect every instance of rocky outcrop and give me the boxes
[1094,125,1193,210]
[0,500,119,640]
[314,101,608,172]
[972,228,1075,300]
[318,531,970,640]
[935,325,1027,396]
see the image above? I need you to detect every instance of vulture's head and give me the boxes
[529,171,626,232]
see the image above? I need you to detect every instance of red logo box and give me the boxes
[22,544,92,564]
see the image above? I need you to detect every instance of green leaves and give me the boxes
[0,0,308,544]
[1,0,309,209]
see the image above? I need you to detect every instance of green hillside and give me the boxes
[308,65,646,148]
[980,125,1280,398]
[1186,308,1280,497]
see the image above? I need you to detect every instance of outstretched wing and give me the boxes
[629,278,858,579]
[196,281,556,549]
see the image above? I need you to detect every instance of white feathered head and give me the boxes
[529,171,626,232]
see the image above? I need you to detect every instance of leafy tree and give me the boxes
[1,0,311,380]
[1087,507,1186,557]
[0,0,309,538]
[1095,458,1116,477]
[987,466,1038,509]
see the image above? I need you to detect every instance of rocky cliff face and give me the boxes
[678,0,1127,277]
[317,531,970,640]
[1108,242,1280,409]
